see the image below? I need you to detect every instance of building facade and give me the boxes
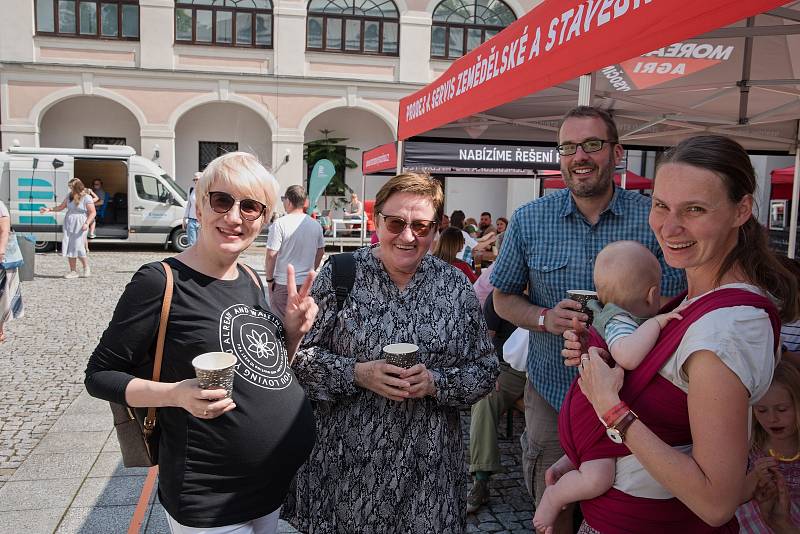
[1,0,539,207]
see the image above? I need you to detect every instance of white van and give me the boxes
[0,145,189,252]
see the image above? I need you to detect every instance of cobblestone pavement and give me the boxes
[0,244,533,533]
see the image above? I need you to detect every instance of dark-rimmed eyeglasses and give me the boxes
[379,213,438,237]
[556,139,616,156]
[207,191,267,221]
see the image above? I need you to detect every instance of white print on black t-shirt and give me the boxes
[220,304,292,390]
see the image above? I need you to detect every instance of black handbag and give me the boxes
[110,262,173,468]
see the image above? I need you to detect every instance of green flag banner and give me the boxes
[307,159,336,214]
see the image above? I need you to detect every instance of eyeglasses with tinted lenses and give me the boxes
[379,213,437,237]
[556,139,615,156]
[207,191,267,221]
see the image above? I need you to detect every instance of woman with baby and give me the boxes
[547,135,800,533]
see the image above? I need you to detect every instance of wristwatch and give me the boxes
[537,308,549,332]
[605,409,638,444]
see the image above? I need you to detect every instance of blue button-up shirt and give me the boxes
[490,187,686,410]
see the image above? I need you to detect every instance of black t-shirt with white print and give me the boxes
[85,257,315,528]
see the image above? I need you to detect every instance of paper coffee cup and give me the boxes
[192,352,237,399]
[566,289,599,324]
[382,343,419,369]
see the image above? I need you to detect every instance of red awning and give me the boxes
[543,171,652,190]
[398,0,786,140]
[771,166,794,200]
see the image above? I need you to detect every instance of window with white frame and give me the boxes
[431,0,515,59]
[35,0,139,39]
[175,0,273,48]
[307,0,399,56]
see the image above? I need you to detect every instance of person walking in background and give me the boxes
[182,172,201,247]
[491,106,685,533]
[290,172,498,533]
[467,290,526,513]
[265,185,324,321]
[89,179,106,238]
[0,200,24,342]
[39,178,96,278]
[432,227,478,283]
[85,152,318,534]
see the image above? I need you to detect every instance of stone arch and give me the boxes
[174,100,274,189]
[168,93,278,134]
[38,93,143,151]
[298,98,397,139]
[32,87,146,130]
[302,104,396,202]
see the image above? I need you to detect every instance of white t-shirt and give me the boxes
[0,200,8,218]
[613,283,777,499]
[266,213,324,285]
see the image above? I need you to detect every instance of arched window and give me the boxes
[307,0,399,56]
[175,0,273,48]
[431,0,515,59]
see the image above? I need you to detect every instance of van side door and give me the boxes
[129,174,180,242]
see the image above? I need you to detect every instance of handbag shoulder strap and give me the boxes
[143,261,174,433]
[239,263,263,291]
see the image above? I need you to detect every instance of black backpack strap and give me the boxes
[329,252,356,312]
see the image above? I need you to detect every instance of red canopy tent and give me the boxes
[397,0,800,254]
[771,166,795,200]
[542,170,652,191]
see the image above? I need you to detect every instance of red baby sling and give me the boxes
[558,288,780,533]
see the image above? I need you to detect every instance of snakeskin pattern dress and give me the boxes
[290,245,499,534]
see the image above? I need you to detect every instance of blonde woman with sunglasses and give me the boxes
[86,152,318,534]
[290,172,498,533]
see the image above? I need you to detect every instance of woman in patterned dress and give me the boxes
[291,172,499,534]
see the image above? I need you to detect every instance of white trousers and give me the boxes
[165,508,280,534]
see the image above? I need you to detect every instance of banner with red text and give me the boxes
[362,143,398,174]
[398,0,786,139]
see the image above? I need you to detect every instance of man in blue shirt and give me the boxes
[490,106,685,532]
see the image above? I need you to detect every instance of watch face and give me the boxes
[606,428,623,444]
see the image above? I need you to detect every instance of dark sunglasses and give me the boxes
[556,139,615,156]
[207,191,267,221]
[379,213,438,237]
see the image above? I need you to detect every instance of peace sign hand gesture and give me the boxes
[282,263,318,362]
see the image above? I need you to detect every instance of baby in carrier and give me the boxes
[534,240,685,533]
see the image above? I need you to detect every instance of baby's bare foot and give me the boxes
[532,487,561,534]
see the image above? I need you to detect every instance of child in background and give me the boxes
[736,360,800,533]
[534,240,684,533]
